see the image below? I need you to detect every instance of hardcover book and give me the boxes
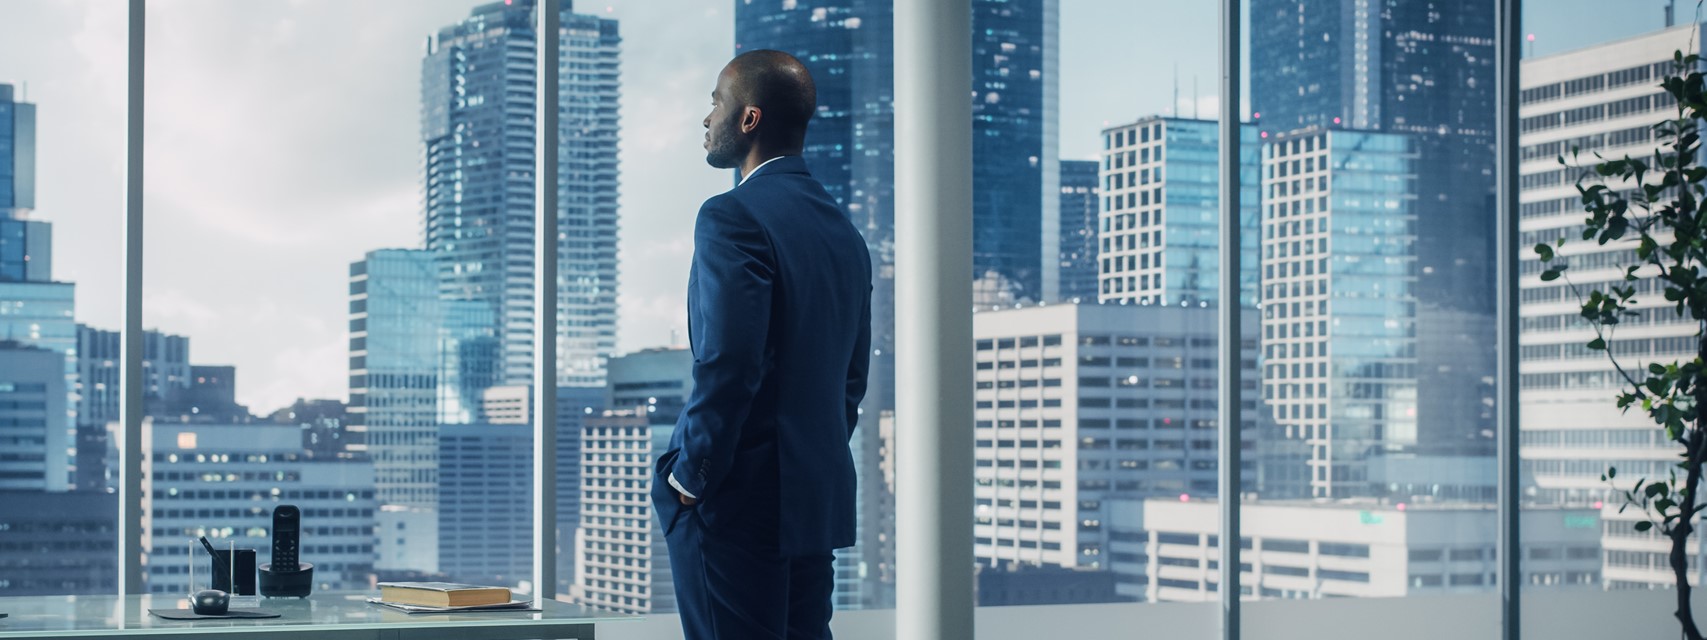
[377,582,512,608]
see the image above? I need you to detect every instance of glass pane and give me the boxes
[728,0,897,614]
[0,0,125,597]
[970,0,1232,616]
[1519,5,1703,638]
[140,0,523,596]
[1241,0,1499,631]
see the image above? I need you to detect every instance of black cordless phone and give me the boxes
[271,505,301,572]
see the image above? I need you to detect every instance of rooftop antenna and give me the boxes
[1193,76,1200,119]
[1172,63,1179,117]
[1666,0,1677,27]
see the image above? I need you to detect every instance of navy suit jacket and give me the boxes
[652,156,872,556]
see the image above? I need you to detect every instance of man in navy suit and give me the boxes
[651,50,872,640]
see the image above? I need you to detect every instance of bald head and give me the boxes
[722,49,817,150]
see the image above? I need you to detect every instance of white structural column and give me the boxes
[894,0,974,638]
[533,0,561,601]
[1216,0,1242,635]
[119,0,146,597]
[1495,0,1522,638]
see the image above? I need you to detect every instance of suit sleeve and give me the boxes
[845,284,872,440]
[670,197,774,501]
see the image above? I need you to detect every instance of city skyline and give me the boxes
[0,0,1677,414]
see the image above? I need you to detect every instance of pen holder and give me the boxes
[258,562,314,598]
[211,549,258,596]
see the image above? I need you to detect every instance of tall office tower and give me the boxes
[1107,499,1600,602]
[1250,0,1494,137]
[971,0,1059,306]
[0,341,67,491]
[1095,117,1261,308]
[1056,159,1100,303]
[0,83,76,490]
[970,303,1259,573]
[421,0,621,389]
[1252,0,1499,487]
[73,325,191,490]
[1519,25,1705,589]
[350,250,442,512]
[1258,128,1418,499]
[438,423,533,589]
[574,409,676,614]
[0,491,116,596]
[736,0,896,608]
[143,424,377,594]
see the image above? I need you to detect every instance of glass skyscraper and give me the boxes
[1056,159,1099,303]
[421,0,621,389]
[1251,0,1497,496]
[1259,128,1419,499]
[971,0,1058,306]
[0,83,34,216]
[0,83,75,490]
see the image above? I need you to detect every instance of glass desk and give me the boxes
[0,593,634,639]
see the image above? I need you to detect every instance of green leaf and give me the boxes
[1637,521,1654,532]
[1609,467,1618,479]
[1535,243,1555,261]
[1588,337,1607,350]
[1651,362,1668,375]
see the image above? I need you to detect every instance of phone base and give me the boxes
[258,562,314,598]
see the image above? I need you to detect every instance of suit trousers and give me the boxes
[665,504,836,640]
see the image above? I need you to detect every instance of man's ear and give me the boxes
[741,106,762,135]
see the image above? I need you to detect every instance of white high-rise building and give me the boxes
[971,302,1259,572]
[1108,499,1600,602]
[574,409,674,614]
[1519,24,1707,589]
[1096,117,1260,308]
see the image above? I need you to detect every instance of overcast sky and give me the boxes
[0,0,1679,414]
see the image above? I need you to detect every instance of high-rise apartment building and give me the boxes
[1109,499,1599,602]
[143,424,377,594]
[574,409,675,614]
[1056,159,1100,303]
[971,0,1059,306]
[735,0,895,608]
[1095,117,1260,308]
[971,302,1259,572]
[421,0,621,389]
[1519,24,1707,589]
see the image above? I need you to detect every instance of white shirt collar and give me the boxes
[739,156,790,186]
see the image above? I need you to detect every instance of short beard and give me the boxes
[705,119,749,170]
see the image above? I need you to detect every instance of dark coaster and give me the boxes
[148,608,281,620]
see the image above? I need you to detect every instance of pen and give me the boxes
[198,536,230,581]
